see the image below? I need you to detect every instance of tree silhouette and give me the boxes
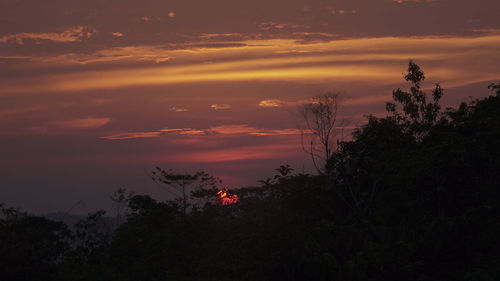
[110,188,134,226]
[0,205,71,281]
[488,82,500,95]
[385,60,444,138]
[152,167,222,214]
[299,92,340,174]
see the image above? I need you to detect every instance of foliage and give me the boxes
[385,60,444,138]
[54,210,114,281]
[110,188,135,226]
[0,205,71,281]
[488,82,500,95]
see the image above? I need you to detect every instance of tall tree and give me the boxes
[152,168,221,214]
[299,93,340,174]
[385,60,444,138]
[110,188,134,226]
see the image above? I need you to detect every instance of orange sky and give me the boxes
[1,0,499,213]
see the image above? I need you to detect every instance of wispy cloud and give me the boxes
[51,117,111,129]
[101,131,161,140]
[177,129,206,135]
[169,107,189,112]
[259,22,301,31]
[208,125,300,136]
[199,33,247,40]
[257,95,396,108]
[210,104,232,110]
[326,6,357,15]
[159,128,187,133]
[0,26,95,45]
[102,124,302,140]
[30,45,174,64]
[258,99,285,108]
[2,35,500,94]
[167,144,299,163]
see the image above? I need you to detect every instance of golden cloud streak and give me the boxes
[101,131,161,140]
[2,65,399,94]
[102,125,302,140]
[2,35,500,94]
[0,26,95,45]
[258,95,392,108]
[210,104,232,110]
[258,99,286,108]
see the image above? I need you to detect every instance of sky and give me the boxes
[1,0,500,213]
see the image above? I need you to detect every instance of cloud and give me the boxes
[0,26,95,45]
[161,127,208,136]
[102,124,302,141]
[249,129,302,136]
[257,98,313,108]
[159,128,186,133]
[175,124,301,136]
[177,129,206,135]
[101,131,161,140]
[198,33,247,40]
[3,35,500,94]
[210,104,232,110]
[209,125,300,137]
[209,125,258,135]
[259,22,301,31]
[471,29,500,35]
[167,144,298,163]
[27,45,175,64]
[258,95,393,109]
[169,107,189,112]
[160,127,207,135]
[51,117,111,129]
[258,99,286,108]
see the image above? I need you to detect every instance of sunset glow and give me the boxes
[3,35,500,95]
[216,189,239,205]
[1,0,499,213]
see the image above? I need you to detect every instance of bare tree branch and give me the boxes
[298,93,340,174]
